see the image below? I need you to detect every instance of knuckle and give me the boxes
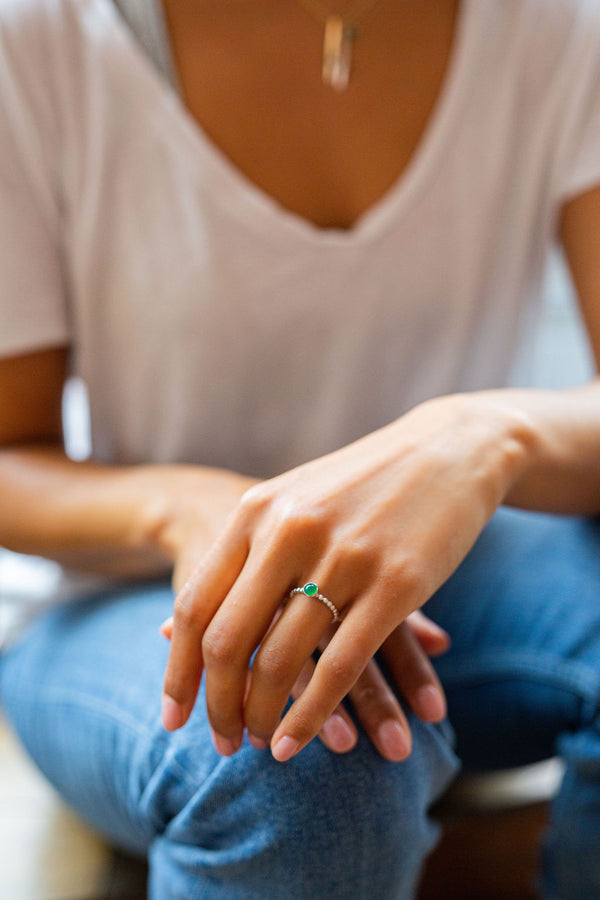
[321,651,364,688]
[173,591,200,631]
[385,557,425,600]
[351,683,382,707]
[237,483,271,526]
[268,505,328,553]
[282,507,325,539]
[240,482,268,511]
[332,540,379,579]
[202,623,240,669]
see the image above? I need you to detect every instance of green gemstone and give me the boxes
[303,582,319,597]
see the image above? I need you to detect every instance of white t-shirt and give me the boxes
[1,0,600,640]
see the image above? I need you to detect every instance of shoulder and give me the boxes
[0,0,123,117]
[514,0,600,53]
[0,0,77,69]
[488,0,600,109]
[489,0,600,59]
[0,0,70,34]
[531,0,600,95]
[516,0,600,29]
[0,0,114,54]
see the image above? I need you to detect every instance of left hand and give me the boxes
[162,393,530,761]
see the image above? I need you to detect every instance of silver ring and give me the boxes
[289,582,340,623]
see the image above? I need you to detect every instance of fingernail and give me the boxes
[377,720,411,761]
[429,630,451,656]
[321,714,356,753]
[248,732,268,751]
[162,695,183,731]
[159,617,173,637]
[416,685,447,722]
[272,735,300,762]
[211,729,240,756]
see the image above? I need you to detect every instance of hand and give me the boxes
[287,610,451,760]
[162,394,529,761]
[146,465,260,592]
[160,610,449,761]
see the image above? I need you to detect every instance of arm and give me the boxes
[0,348,256,584]
[162,183,600,761]
[0,346,448,759]
[482,184,600,515]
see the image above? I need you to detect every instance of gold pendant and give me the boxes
[323,16,356,91]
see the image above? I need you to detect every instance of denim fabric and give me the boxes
[426,507,600,900]
[0,507,599,899]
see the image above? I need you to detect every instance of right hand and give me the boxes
[160,605,449,761]
[288,609,449,760]
[152,465,449,761]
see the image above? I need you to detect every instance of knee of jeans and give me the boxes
[143,716,459,900]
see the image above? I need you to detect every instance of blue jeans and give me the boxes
[1,507,599,899]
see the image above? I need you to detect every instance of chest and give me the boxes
[160,0,459,230]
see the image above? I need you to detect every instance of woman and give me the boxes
[1,0,600,896]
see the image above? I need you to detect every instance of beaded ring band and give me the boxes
[289,583,341,623]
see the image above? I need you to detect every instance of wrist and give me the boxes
[131,464,258,561]
[128,464,207,560]
[408,392,537,505]
[449,390,538,497]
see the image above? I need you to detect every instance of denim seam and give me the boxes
[436,651,600,715]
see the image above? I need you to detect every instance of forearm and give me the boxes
[467,378,600,515]
[0,444,252,578]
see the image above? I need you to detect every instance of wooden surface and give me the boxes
[418,802,547,900]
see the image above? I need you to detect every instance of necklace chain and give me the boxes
[293,0,388,90]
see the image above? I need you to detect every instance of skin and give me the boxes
[2,2,600,765]
[160,0,461,230]
[0,384,450,761]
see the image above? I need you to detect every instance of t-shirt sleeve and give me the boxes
[554,0,600,204]
[0,2,70,358]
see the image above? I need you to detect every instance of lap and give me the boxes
[1,506,599,844]
[0,582,456,867]
[426,506,600,768]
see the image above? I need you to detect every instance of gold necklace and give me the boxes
[294,0,387,91]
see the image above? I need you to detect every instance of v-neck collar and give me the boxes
[104,0,477,247]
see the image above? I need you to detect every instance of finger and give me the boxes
[171,601,281,649]
[346,658,412,762]
[289,647,357,755]
[164,613,408,760]
[381,622,447,723]
[201,559,312,752]
[162,521,249,735]
[159,617,173,639]
[269,590,396,762]
[243,577,354,743]
[406,610,451,657]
